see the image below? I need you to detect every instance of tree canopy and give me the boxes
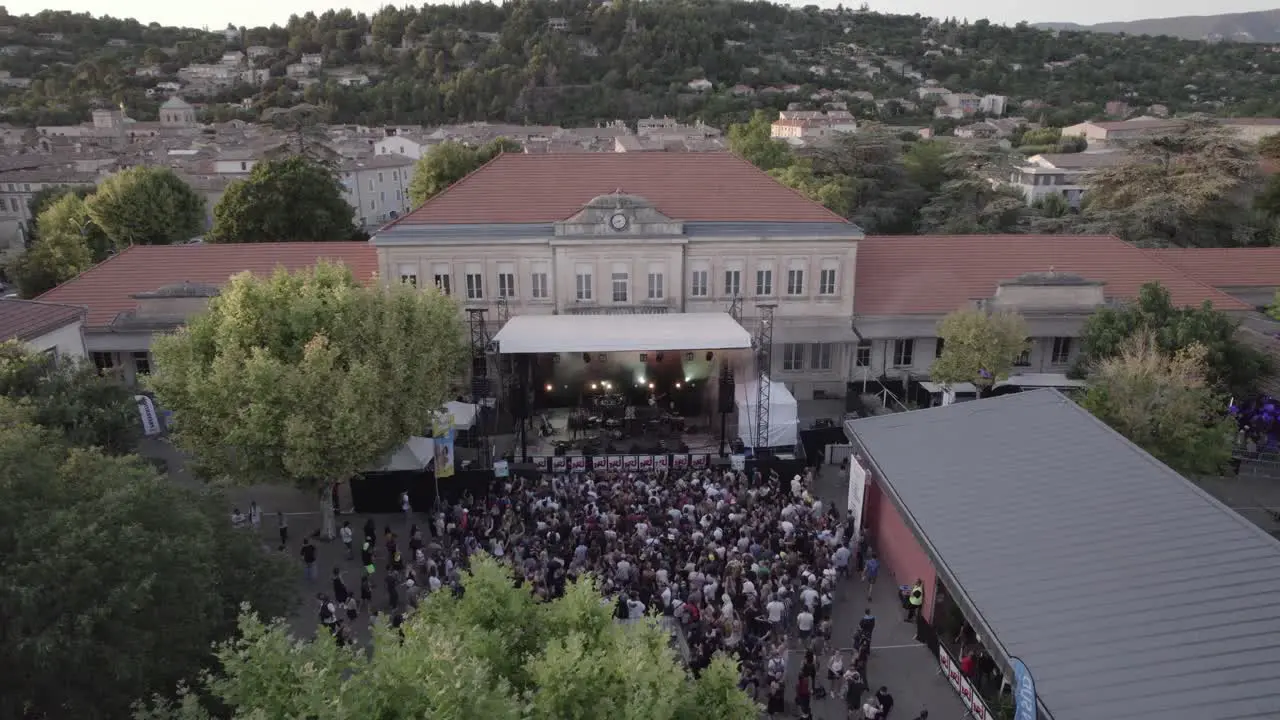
[1077,282,1270,398]
[1080,334,1234,475]
[135,554,756,720]
[85,166,206,247]
[148,261,468,536]
[207,155,359,243]
[0,396,295,720]
[930,308,1030,391]
[5,192,99,297]
[0,341,140,454]
[408,137,522,206]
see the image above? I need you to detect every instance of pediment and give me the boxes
[555,192,684,237]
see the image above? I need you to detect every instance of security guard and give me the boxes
[905,579,925,622]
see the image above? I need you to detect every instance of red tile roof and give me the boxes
[38,242,378,329]
[391,153,847,225]
[1145,248,1280,290]
[0,299,85,343]
[853,235,1251,316]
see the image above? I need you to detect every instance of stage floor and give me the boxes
[523,407,724,457]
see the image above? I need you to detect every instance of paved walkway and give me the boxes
[140,439,967,718]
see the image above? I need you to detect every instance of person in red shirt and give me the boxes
[960,651,977,679]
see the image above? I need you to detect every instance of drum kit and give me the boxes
[553,392,689,456]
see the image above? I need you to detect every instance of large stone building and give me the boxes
[373,153,863,400]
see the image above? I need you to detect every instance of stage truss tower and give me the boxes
[467,308,495,467]
[754,304,776,456]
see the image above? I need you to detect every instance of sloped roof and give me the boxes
[38,243,378,329]
[853,235,1250,315]
[0,299,84,342]
[1146,248,1280,291]
[389,153,847,225]
[847,389,1280,720]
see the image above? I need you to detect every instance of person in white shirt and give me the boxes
[796,608,815,644]
[800,585,819,612]
[826,651,845,695]
[766,595,786,635]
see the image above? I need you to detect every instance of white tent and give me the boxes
[444,401,478,429]
[734,377,798,449]
[371,436,435,473]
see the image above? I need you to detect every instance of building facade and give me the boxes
[373,153,863,400]
[0,298,87,360]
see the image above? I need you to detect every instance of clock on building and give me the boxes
[609,212,629,231]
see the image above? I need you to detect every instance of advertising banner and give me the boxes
[654,455,669,471]
[1011,658,1037,720]
[607,455,623,471]
[937,647,994,720]
[623,455,639,471]
[433,422,455,479]
[639,455,654,471]
[135,394,162,437]
[593,456,608,471]
[570,456,587,472]
[691,454,707,468]
[672,455,689,470]
[551,455,567,472]
[848,456,867,539]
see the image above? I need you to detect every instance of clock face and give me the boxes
[609,212,629,231]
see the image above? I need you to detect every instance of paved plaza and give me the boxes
[141,438,966,718]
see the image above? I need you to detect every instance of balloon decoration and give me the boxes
[1228,395,1279,451]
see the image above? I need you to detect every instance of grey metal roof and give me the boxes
[846,389,1280,720]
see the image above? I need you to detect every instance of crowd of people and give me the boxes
[283,466,931,719]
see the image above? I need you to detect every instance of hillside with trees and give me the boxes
[6,1,1280,128]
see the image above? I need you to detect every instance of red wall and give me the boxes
[865,480,940,622]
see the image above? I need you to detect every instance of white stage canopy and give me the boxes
[734,377,799,449]
[371,435,434,473]
[443,400,478,429]
[492,312,752,354]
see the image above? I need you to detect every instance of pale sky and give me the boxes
[7,0,1280,31]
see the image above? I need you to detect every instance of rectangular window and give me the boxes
[132,351,152,376]
[432,264,450,295]
[1014,341,1031,367]
[855,340,871,367]
[530,266,549,299]
[90,351,116,373]
[7,198,15,212]
[724,268,741,297]
[1051,337,1072,365]
[377,172,384,183]
[755,268,773,296]
[782,343,805,371]
[397,263,417,287]
[497,263,515,298]
[575,265,593,301]
[935,338,945,358]
[392,170,398,181]
[809,342,832,370]
[465,264,483,300]
[819,266,837,295]
[611,272,629,303]
[690,268,708,297]
[787,269,804,296]
[893,339,914,367]
[647,263,664,300]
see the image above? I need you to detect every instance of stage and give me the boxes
[523,407,724,458]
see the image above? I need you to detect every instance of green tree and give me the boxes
[930,308,1030,393]
[1268,290,1280,321]
[1080,334,1234,475]
[207,156,358,243]
[0,341,141,454]
[135,555,755,720]
[0,397,295,720]
[86,166,206,248]
[148,262,468,539]
[25,183,95,241]
[5,193,99,297]
[727,110,792,171]
[407,138,521,206]
[1080,121,1262,247]
[1078,282,1270,398]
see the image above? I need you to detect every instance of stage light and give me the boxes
[648,382,655,390]
[590,382,598,390]
[675,382,682,389]
[545,383,553,392]
[602,381,612,389]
